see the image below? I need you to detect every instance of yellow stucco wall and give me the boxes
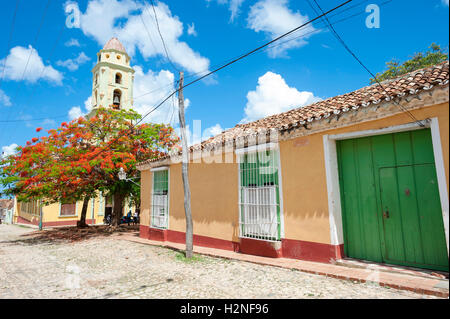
[140,102,449,245]
[140,170,152,227]
[16,195,107,225]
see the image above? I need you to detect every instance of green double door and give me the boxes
[337,129,448,271]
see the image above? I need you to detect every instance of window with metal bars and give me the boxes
[239,150,281,241]
[151,169,169,229]
[60,202,77,216]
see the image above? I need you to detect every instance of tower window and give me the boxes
[115,73,122,84]
[113,89,122,109]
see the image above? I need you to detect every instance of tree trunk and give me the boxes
[77,197,90,228]
[178,71,194,258]
[112,192,125,227]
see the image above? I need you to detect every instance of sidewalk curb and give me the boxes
[118,233,449,298]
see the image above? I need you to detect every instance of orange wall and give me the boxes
[140,102,449,245]
[140,170,152,227]
[141,152,240,242]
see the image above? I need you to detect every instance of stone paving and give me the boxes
[0,224,442,299]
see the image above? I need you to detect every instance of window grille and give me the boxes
[60,202,76,216]
[239,150,281,241]
[151,170,169,229]
[98,193,105,216]
[21,201,40,216]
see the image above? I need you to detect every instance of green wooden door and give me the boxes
[337,129,448,271]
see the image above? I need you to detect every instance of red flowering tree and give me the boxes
[0,108,179,227]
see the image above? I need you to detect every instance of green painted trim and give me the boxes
[337,129,448,271]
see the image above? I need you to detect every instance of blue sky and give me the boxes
[0,0,449,158]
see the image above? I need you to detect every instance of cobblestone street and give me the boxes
[0,224,442,299]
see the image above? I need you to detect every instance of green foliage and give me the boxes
[0,108,180,207]
[174,251,206,263]
[370,43,448,84]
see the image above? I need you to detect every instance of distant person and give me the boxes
[126,210,132,226]
[133,210,139,225]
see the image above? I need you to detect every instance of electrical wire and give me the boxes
[0,0,52,144]
[0,115,66,123]
[310,0,424,127]
[148,0,179,73]
[136,2,159,62]
[84,0,353,161]
[0,0,21,90]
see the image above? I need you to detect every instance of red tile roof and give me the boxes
[139,61,449,167]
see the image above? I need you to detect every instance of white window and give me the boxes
[151,169,169,229]
[238,149,281,241]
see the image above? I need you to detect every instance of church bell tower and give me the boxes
[89,37,135,114]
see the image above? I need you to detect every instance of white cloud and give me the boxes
[187,23,197,36]
[84,95,93,112]
[0,89,11,106]
[176,122,224,147]
[68,64,186,125]
[204,123,224,138]
[132,65,176,124]
[67,95,93,120]
[77,0,210,73]
[65,38,81,47]
[247,0,316,57]
[443,0,449,6]
[1,143,18,157]
[207,0,245,21]
[56,52,90,71]
[242,71,321,122]
[0,45,63,84]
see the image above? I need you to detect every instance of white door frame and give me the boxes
[323,118,449,255]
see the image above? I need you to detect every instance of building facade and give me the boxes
[138,62,449,271]
[89,37,135,115]
[14,196,106,227]
[14,37,137,228]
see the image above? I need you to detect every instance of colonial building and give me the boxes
[14,38,135,227]
[137,61,449,271]
[90,37,135,113]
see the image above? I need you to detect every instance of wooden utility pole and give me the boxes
[178,71,194,258]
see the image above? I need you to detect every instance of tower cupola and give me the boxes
[90,37,135,113]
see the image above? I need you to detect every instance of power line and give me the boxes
[181,1,352,91]
[1,23,66,146]
[0,0,53,143]
[0,0,21,90]
[310,0,424,127]
[75,0,368,123]
[84,0,352,161]
[0,115,66,123]
[148,0,179,73]
[136,2,159,61]
[11,0,52,99]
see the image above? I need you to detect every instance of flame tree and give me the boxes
[0,108,179,227]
